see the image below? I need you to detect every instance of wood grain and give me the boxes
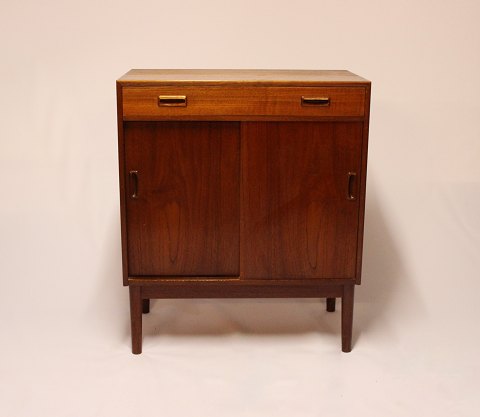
[128,277,355,286]
[139,283,344,299]
[122,86,365,120]
[241,122,363,279]
[124,121,240,276]
[354,84,372,284]
[116,82,130,286]
[118,69,370,86]
[117,69,371,353]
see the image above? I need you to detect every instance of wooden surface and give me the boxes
[139,282,344,299]
[122,86,365,120]
[117,84,130,286]
[241,122,362,279]
[354,84,371,284]
[326,298,336,312]
[118,69,370,86]
[341,284,355,352]
[129,286,142,354]
[128,277,355,286]
[117,69,371,353]
[124,121,240,276]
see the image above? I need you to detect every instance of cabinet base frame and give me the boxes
[128,279,355,354]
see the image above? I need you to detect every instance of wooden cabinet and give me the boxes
[117,70,371,354]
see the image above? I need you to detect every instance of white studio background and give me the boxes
[1,1,479,416]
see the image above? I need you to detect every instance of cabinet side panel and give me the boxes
[125,121,240,276]
[117,83,129,286]
[241,122,363,279]
[355,84,371,284]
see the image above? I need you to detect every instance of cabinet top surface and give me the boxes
[117,69,370,86]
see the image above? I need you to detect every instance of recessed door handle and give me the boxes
[158,95,187,107]
[129,170,139,199]
[347,172,357,200]
[301,96,330,107]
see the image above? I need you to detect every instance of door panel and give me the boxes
[241,122,363,279]
[125,121,239,276]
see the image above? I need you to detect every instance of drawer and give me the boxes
[122,86,365,120]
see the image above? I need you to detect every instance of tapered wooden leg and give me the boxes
[341,284,355,353]
[129,286,142,354]
[326,298,336,312]
[142,299,150,314]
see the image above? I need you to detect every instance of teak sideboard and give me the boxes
[116,69,371,354]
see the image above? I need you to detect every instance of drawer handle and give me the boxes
[301,96,330,107]
[158,95,187,107]
[347,172,357,200]
[129,170,139,199]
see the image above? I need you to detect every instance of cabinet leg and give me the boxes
[129,286,142,354]
[326,298,336,312]
[341,284,355,353]
[142,299,150,314]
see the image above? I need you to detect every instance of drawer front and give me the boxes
[122,86,365,119]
